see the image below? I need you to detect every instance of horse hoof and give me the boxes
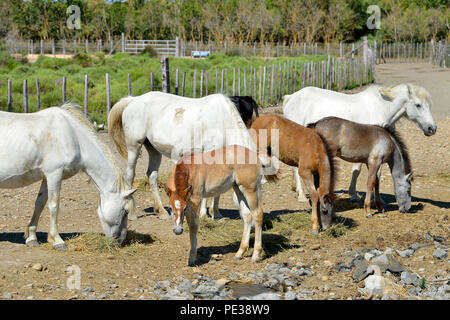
[234,255,243,260]
[26,240,39,247]
[311,230,319,235]
[366,214,373,219]
[251,257,261,263]
[54,243,68,251]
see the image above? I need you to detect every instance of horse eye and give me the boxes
[415,103,421,108]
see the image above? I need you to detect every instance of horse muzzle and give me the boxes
[425,125,437,136]
[173,226,183,235]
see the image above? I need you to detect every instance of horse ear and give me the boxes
[405,84,414,97]
[406,172,414,182]
[123,188,137,199]
[183,185,193,198]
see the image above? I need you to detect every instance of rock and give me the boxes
[32,263,43,271]
[284,291,297,300]
[295,268,313,277]
[284,279,296,287]
[2,292,12,299]
[215,278,229,290]
[311,244,321,250]
[177,279,193,292]
[409,242,430,251]
[364,253,375,261]
[82,286,95,293]
[401,271,421,287]
[248,292,281,300]
[433,248,447,260]
[321,276,329,281]
[265,263,282,273]
[397,248,415,258]
[324,260,333,267]
[352,259,370,282]
[372,253,390,265]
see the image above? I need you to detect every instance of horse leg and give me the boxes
[364,163,380,218]
[144,142,169,218]
[374,174,385,213]
[125,141,142,220]
[349,163,363,202]
[186,201,200,267]
[299,169,320,234]
[232,185,252,260]
[293,169,308,202]
[25,180,48,247]
[245,187,264,263]
[199,198,208,218]
[45,171,66,250]
[209,196,223,219]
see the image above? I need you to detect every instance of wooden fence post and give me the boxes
[200,70,204,97]
[106,73,111,116]
[150,72,155,91]
[7,79,12,112]
[23,79,28,113]
[175,69,179,95]
[193,70,197,98]
[182,71,186,96]
[243,67,247,96]
[62,76,66,104]
[36,78,40,111]
[205,70,208,96]
[84,75,88,116]
[128,73,132,96]
[161,57,170,93]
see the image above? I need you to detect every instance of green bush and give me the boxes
[140,46,158,58]
[72,51,93,68]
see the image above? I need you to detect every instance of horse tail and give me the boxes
[251,97,259,118]
[258,154,280,183]
[316,132,336,201]
[107,96,133,158]
[306,122,317,129]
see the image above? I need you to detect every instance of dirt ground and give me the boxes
[0,62,448,300]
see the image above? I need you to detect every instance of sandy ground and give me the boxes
[0,62,448,300]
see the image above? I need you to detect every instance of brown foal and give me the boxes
[250,114,336,234]
[308,116,413,217]
[165,145,268,266]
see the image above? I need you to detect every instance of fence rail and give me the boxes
[5,36,448,67]
[3,54,375,121]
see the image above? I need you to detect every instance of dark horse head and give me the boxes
[229,96,260,128]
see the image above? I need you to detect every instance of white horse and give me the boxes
[283,83,437,202]
[0,104,136,250]
[107,92,256,220]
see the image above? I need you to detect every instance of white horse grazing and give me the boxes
[283,83,436,202]
[0,104,136,250]
[107,92,256,220]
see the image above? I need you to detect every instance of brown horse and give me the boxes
[250,114,336,234]
[307,116,413,217]
[164,145,272,266]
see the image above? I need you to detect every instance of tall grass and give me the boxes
[0,51,329,123]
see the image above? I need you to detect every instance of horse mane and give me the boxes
[59,102,129,192]
[383,126,412,175]
[174,158,191,196]
[315,132,337,200]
